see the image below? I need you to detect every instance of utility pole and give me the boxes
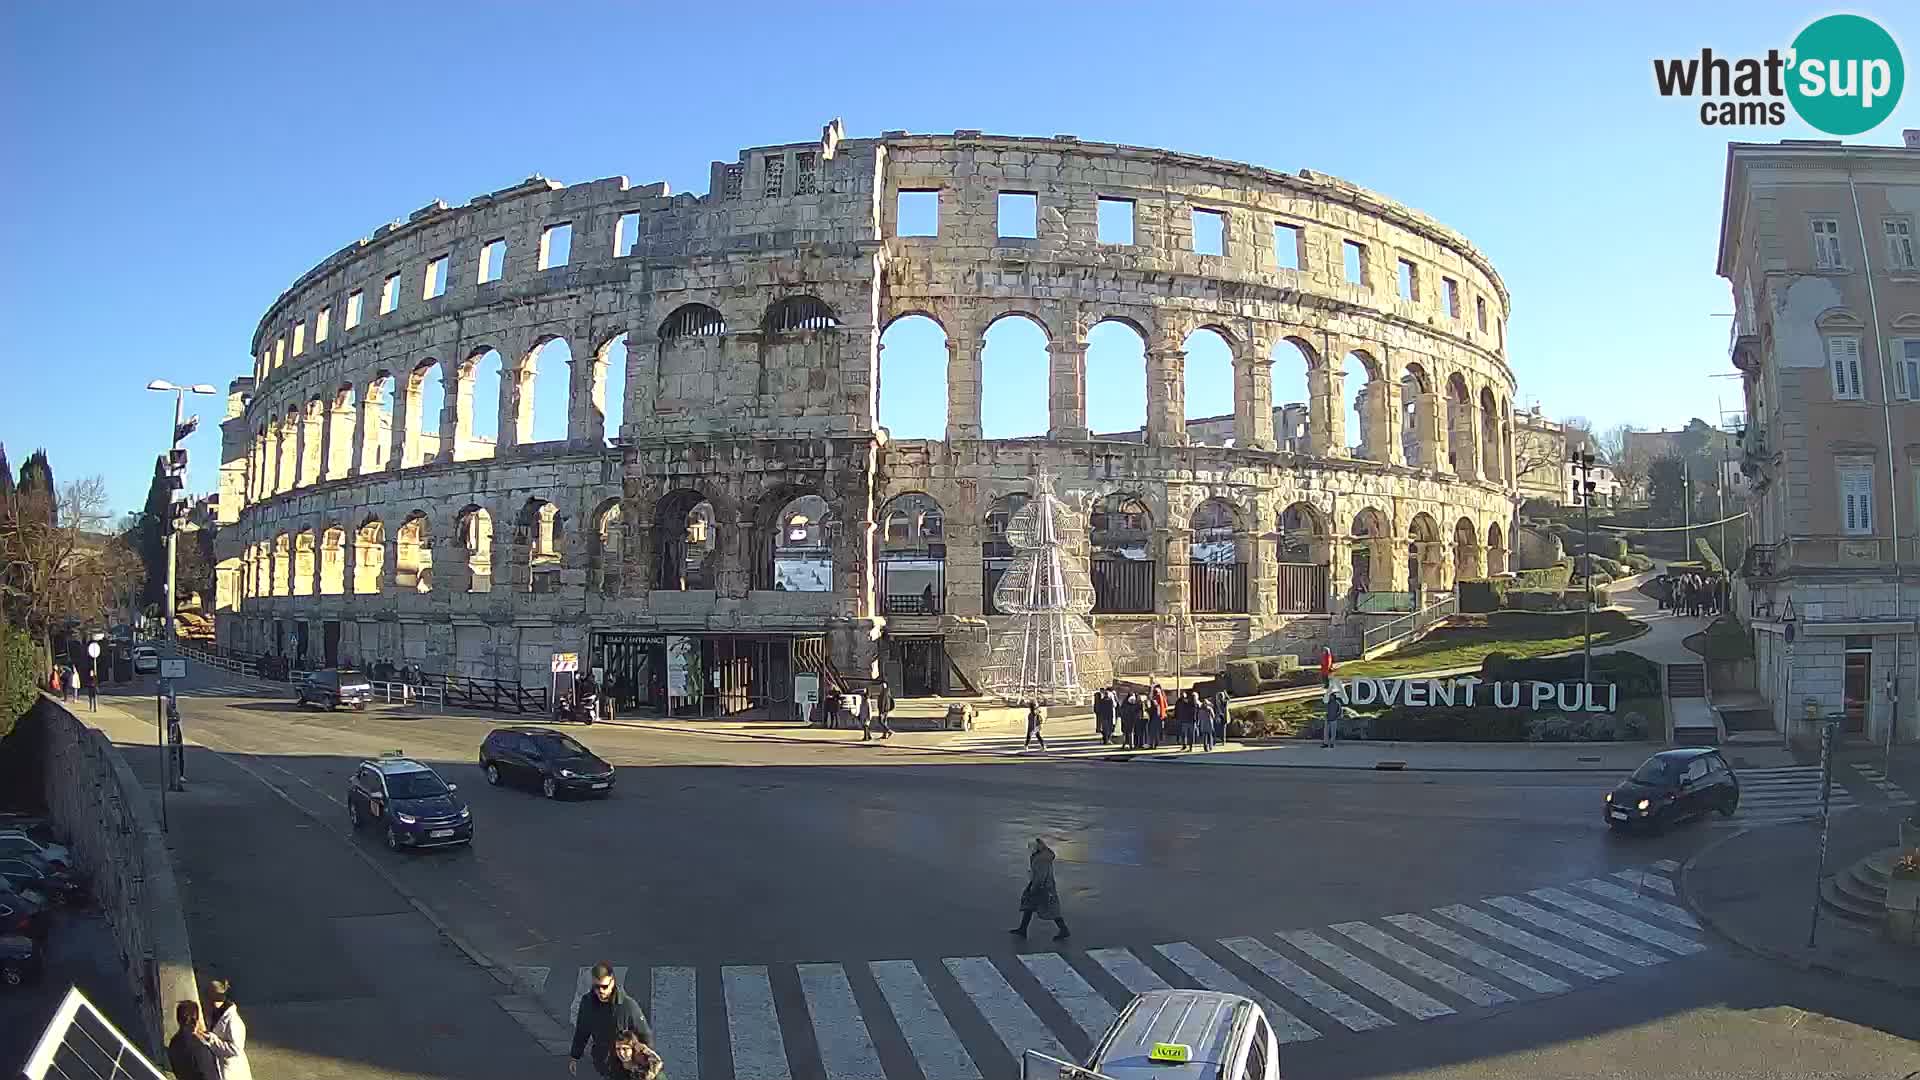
[1572,451,1598,686]
[1682,459,1693,563]
[146,380,215,646]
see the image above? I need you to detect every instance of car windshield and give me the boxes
[1631,758,1682,784]
[337,670,367,684]
[530,734,589,757]
[383,771,449,800]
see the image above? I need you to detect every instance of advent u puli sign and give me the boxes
[1326,677,1619,712]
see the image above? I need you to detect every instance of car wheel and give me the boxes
[1,962,21,987]
[542,777,557,800]
[485,763,501,786]
[349,801,362,830]
[384,826,401,852]
[1718,794,1738,817]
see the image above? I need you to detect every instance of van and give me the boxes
[1026,990,1281,1080]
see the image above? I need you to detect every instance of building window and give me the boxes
[1273,222,1301,270]
[1343,240,1367,285]
[794,152,817,195]
[722,164,743,201]
[1191,209,1225,256]
[380,272,400,315]
[1827,335,1864,399]
[274,337,285,369]
[763,156,785,198]
[345,290,364,329]
[1098,197,1135,245]
[478,238,506,283]
[1396,258,1419,301]
[1812,217,1844,269]
[1897,339,1920,399]
[1839,463,1874,534]
[998,192,1037,239]
[614,213,639,258]
[315,306,330,343]
[1442,277,1460,317]
[538,223,571,269]
[291,321,305,356]
[1886,218,1917,270]
[1475,295,1488,331]
[423,254,449,300]
[896,190,938,237]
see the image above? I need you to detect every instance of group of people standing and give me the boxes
[1660,571,1730,618]
[167,979,252,1080]
[47,661,98,711]
[813,681,897,741]
[1088,682,1231,751]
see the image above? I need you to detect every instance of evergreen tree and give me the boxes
[137,455,171,611]
[0,445,12,498]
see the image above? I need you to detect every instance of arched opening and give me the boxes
[353,519,385,594]
[595,334,628,445]
[1479,386,1503,482]
[457,505,494,592]
[1400,363,1433,467]
[1487,520,1508,576]
[657,305,728,423]
[1445,373,1473,477]
[464,348,503,459]
[1086,319,1147,439]
[363,374,395,472]
[981,314,1050,439]
[589,500,626,596]
[293,529,316,596]
[1183,328,1236,446]
[1349,508,1391,598]
[982,493,1031,615]
[1343,350,1384,460]
[299,399,325,486]
[523,337,573,445]
[1406,512,1444,592]
[1275,501,1331,613]
[762,491,833,592]
[396,512,432,593]
[765,295,839,333]
[660,303,726,339]
[1090,493,1155,613]
[1271,337,1316,453]
[878,314,948,440]
[1188,497,1246,613]
[271,533,291,596]
[404,362,445,468]
[517,499,562,593]
[1453,517,1485,582]
[877,492,945,614]
[326,386,356,481]
[320,526,346,594]
[653,489,715,591]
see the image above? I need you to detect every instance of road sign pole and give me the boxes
[1808,717,1836,948]
[156,684,168,832]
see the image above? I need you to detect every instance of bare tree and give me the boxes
[0,475,139,649]
[1511,423,1565,492]
[1598,423,1637,463]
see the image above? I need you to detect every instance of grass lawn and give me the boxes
[1336,610,1646,679]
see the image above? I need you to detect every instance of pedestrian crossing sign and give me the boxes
[1148,1043,1191,1064]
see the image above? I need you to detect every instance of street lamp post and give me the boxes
[1571,451,1598,686]
[145,380,217,650]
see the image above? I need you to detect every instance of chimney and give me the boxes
[1905,129,1920,149]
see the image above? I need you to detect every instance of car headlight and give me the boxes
[1604,792,1612,803]
[1636,799,1651,811]
[458,806,470,820]
[559,769,576,778]
[394,812,418,824]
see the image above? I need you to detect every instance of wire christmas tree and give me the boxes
[981,473,1111,705]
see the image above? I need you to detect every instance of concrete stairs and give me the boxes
[1666,663,1717,745]
[1819,846,1898,928]
[1667,663,1708,697]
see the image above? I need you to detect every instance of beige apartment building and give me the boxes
[1721,132,1920,746]
[1513,408,1620,507]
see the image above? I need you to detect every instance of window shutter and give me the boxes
[1840,466,1874,534]
[1829,336,1862,398]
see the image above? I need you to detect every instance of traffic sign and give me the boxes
[160,658,187,679]
[551,652,579,674]
[86,642,101,659]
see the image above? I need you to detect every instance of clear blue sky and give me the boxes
[3,1,1913,514]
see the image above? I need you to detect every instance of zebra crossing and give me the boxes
[1849,761,1916,805]
[504,860,1704,1077]
[1721,765,1860,827]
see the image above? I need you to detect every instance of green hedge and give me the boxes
[1514,564,1572,591]
[1224,659,1316,697]
[0,616,38,742]
[1482,648,1663,696]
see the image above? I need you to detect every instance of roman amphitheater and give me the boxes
[211,121,1519,717]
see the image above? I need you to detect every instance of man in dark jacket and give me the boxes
[168,1000,220,1080]
[1093,688,1114,744]
[570,962,654,1076]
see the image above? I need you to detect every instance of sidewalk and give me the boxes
[1682,805,1920,994]
[84,698,563,1080]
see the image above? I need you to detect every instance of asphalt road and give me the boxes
[81,671,1920,1080]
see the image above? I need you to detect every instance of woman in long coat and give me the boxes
[1010,837,1071,940]
[203,978,254,1080]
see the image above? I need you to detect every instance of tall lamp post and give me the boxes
[146,380,217,648]
[1571,450,1599,686]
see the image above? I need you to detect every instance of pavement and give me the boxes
[0,907,145,1076]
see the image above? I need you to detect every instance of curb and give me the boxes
[1679,823,1920,999]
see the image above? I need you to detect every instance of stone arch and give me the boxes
[1478,385,1503,482]
[299,398,326,486]
[1343,348,1389,461]
[1453,516,1485,582]
[461,346,505,458]
[1183,328,1236,446]
[1487,519,1508,576]
[1086,318,1148,438]
[754,487,833,593]
[1399,361,1438,467]
[1445,372,1475,479]
[456,504,494,593]
[271,532,291,596]
[396,511,433,593]
[592,332,628,446]
[519,335,573,446]
[981,492,1032,615]
[878,314,948,440]
[292,528,316,596]
[362,372,395,472]
[588,498,627,597]
[320,525,347,594]
[403,359,445,468]
[353,517,385,594]
[515,498,564,593]
[1188,496,1248,613]
[1271,336,1319,453]
[877,492,945,614]
[1274,500,1331,614]
[1406,511,1445,591]
[980,312,1051,439]
[1090,492,1155,613]
[654,488,716,592]
[660,302,727,339]
[1349,506,1395,598]
[764,295,840,333]
[325,385,357,481]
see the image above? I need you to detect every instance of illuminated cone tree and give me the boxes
[981,475,1111,705]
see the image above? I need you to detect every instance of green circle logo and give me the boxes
[1787,14,1904,136]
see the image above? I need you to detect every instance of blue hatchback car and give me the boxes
[347,754,473,851]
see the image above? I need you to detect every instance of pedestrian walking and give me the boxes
[1093,688,1114,745]
[203,978,253,1080]
[1319,645,1340,749]
[48,666,61,698]
[167,1001,220,1080]
[570,961,655,1077]
[86,670,98,712]
[167,699,187,785]
[859,691,874,741]
[1024,701,1046,751]
[604,1030,665,1080]
[1009,837,1071,941]
[876,680,896,739]
[1198,700,1216,751]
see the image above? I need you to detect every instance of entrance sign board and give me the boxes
[1326,677,1619,712]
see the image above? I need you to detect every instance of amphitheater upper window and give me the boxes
[661,303,727,339]
[1098,198,1135,245]
[722,164,744,201]
[345,290,364,329]
[424,255,449,300]
[1441,277,1460,319]
[380,272,401,315]
[1475,295,1488,332]
[479,239,506,284]
[539,223,572,270]
[998,192,1037,239]
[274,337,286,369]
[1396,259,1419,302]
[795,152,817,196]
[1191,209,1225,256]
[315,306,331,343]
[763,155,785,198]
[896,190,938,237]
[614,214,639,258]
[1273,222,1302,270]
[1342,240,1368,286]
[292,321,306,357]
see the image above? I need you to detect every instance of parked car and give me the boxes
[297,668,374,711]
[1606,747,1739,833]
[0,815,60,847]
[0,935,42,987]
[0,854,87,906]
[0,830,69,870]
[131,646,160,674]
[479,727,616,800]
[347,754,472,851]
[1082,989,1282,1080]
[0,885,49,940]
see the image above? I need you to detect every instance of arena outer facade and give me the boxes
[212,121,1519,716]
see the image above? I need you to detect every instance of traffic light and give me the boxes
[165,447,188,491]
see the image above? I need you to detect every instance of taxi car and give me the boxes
[346,753,473,851]
[1065,989,1281,1080]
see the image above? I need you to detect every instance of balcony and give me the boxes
[1742,536,1920,578]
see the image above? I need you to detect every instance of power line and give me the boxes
[1594,511,1749,533]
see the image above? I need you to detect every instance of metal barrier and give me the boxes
[170,641,260,679]
[1360,594,1459,655]
[370,680,446,708]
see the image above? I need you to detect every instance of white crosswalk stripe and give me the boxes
[1651,858,1680,871]
[508,863,1706,1078]
[1850,762,1914,803]
[1722,765,1859,826]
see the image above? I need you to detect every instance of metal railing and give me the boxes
[1354,590,1415,614]
[879,560,946,614]
[370,680,445,708]
[1188,561,1248,613]
[171,641,260,679]
[1275,561,1330,614]
[1360,594,1459,655]
[1092,557,1155,614]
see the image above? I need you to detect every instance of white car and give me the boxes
[0,832,70,871]
[131,646,159,675]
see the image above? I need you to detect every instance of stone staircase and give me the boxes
[1819,847,1899,928]
[1667,663,1708,697]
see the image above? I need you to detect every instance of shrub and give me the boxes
[1607,537,1629,561]
[1622,553,1653,572]
[1223,659,1261,697]
[0,616,37,742]
[1458,578,1506,613]
[1513,564,1572,591]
